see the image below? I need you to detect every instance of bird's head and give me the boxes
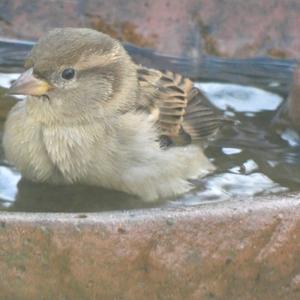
[9,28,138,125]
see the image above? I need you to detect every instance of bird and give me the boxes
[4,27,224,201]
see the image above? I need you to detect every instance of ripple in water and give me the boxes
[0,73,295,212]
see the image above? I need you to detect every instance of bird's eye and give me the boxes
[61,68,75,80]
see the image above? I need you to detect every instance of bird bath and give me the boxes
[0,39,300,300]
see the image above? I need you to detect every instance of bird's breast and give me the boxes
[41,125,101,182]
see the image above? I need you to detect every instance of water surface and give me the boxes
[0,71,298,212]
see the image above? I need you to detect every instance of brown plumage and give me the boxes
[137,67,222,146]
[4,28,224,201]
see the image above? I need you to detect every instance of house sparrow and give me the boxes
[4,28,223,201]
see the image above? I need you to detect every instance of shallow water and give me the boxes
[0,72,299,212]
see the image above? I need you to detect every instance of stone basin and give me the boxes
[1,1,300,299]
[1,195,300,300]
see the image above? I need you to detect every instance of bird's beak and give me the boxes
[8,68,50,96]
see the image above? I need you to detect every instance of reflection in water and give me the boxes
[0,74,298,212]
[197,83,283,112]
[0,166,20,203]
[7,179,163,212]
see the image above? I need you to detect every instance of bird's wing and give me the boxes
[137,67,223,146]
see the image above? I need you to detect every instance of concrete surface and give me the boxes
[1,0,300,59]
[0,195,300,300]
